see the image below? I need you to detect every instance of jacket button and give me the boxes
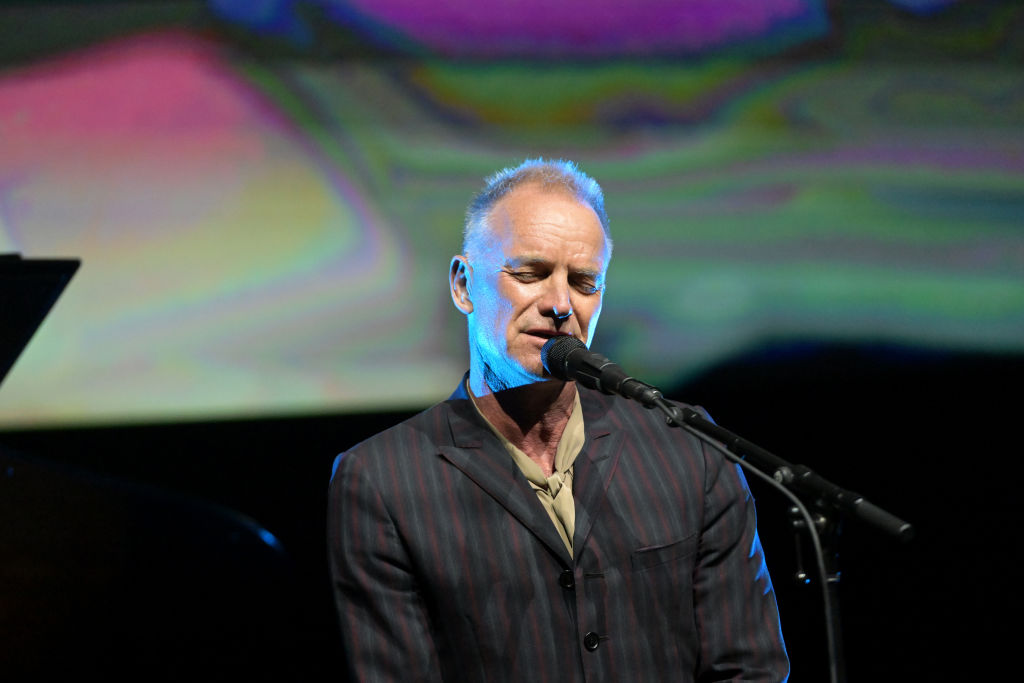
[558,570,575,589]
[583,631,600,651]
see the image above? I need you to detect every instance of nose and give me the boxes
[541,277,573,320]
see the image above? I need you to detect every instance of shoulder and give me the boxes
[579,386,709,446]
[579,387,742,490]
[330,399,457,485]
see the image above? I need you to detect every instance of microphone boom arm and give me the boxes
[654,400,913,541]
[539,334,912,539]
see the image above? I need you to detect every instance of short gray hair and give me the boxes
[462,158,612,256]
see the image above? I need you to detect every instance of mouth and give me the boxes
[525,330,575,344]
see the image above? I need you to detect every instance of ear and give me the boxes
[449,255,473,315]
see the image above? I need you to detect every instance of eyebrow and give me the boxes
[504,256,548,268]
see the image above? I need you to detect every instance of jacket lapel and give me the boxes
[571,391,624,555]
[438,392,574,566]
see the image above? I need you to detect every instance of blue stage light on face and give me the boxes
[456,184,610,394]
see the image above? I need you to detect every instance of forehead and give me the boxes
[484,184,609,265]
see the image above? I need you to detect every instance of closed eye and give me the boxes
[504,263,603,293]
[571,274,603,294]
[505,267,549,283]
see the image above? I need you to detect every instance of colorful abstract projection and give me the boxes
[0,24,1021,427]
[0,34,454,425]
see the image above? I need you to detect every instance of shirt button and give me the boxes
[583,631,600,651]
[558,570,575,589]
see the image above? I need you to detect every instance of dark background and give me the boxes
[3,341,1020,681]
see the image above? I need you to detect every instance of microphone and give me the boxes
[541,336,664,407]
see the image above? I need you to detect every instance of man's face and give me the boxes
[453,184,610,392]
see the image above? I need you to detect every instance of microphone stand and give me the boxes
[652,399,914,683]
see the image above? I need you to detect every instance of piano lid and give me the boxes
[0,254,79,389]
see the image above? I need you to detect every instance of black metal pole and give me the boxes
[652,398,913,683]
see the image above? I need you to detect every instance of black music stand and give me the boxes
[0,253,80,387]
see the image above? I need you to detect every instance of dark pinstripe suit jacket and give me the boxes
[328,379,789,682]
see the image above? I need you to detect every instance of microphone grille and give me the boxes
[541,336,585,380]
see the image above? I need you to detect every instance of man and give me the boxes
[328,159,789,682]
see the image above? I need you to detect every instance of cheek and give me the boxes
[581,299,603,337]
[493,284,528,319]
[474,277,505,312]
[475,281,520,332]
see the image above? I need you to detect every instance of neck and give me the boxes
[469,374,577,472]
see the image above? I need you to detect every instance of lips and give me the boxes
[526,329,573,340]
